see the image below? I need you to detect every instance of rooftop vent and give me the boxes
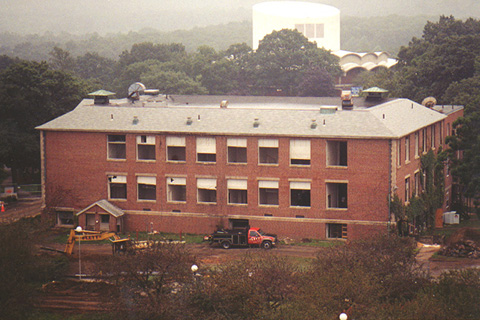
[320,106,337,114]
[186,117,193,125]
[88,89,115,105]
[132,116,139,125]
[253,118,260,128]
[341,90,353,109]
[362,87,388,101]
[310,119,317,129]
[144,89,160,96]
[220,100,229,108]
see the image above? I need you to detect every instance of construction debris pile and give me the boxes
[439,228,480,259]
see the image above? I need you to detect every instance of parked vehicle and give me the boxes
[204,226,277,249]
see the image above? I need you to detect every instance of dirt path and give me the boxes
[416,244,480,277]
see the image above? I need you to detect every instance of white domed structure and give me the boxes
[252,1,340,51]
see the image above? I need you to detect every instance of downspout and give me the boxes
[388,139,392,231]
[40,130,46,210]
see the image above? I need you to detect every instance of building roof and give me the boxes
[253,1,340,18]
[76,199,125,217]
[37,95,452,139]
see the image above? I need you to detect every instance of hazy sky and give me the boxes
[1,0,479,35]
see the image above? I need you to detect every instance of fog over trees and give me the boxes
[2,0,480,35]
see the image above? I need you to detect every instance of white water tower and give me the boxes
[252,1,340,51]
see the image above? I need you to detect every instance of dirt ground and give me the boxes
[47,240,480,279]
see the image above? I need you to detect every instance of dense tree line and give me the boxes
[0,15,432,62]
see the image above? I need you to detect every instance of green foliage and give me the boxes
[247,29,341,96]
[0,60,90,182]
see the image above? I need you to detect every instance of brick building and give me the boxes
[36,93,463,240]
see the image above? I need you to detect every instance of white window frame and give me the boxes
[166,176,186,203]
[258,180,279,206]
[290,139,311,166]
[290,181,311,208]
[197,137,216,163]
[107,134,126,160]
[166,136,186,162]
[108,175,127,200]
[197,178,217,204]
[227,179,248,205]
[137,175,156,201]
[136,135,156,161]
[258,139,279,165]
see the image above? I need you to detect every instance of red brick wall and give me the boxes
[43,130,392,239]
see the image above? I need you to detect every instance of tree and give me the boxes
[246,29,341,96]
[118,42,186,66]
[49,46,75,73]
[296,66,337,97]
[74,52,118,88]
[0,61,89,183]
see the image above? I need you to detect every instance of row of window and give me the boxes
[398,124,444,166]
[108,135,348,167]
[108,175,348,209]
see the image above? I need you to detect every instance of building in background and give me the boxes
[252,1,398,88]
[252,1,340,51]
[36,90,462,240]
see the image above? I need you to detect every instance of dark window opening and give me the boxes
[167,185,186,202]
[291,189,311,207]
[167,146,186,161]
[108,135,126,159]
[327,141,347,166]
[259,188,279,205]
[110,183,127,199]
[198,189,216,203]
[197,153,216,162]
[259,147,278,164]
[327,183,348,209]
[138,184,156,200]
[138,144,156,160]
[228,189,247,204]
[327,223,347,239]
[228,147,247,163]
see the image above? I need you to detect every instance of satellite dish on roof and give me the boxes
[422,96,437,108]
[128,82,146,101]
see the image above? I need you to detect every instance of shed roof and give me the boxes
[76,199,125,218]
[37,96,450,139]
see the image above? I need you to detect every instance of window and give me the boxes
[290,139,311,165]
[326,182,348,209]
[137,135,156,160]
[397,140,402,166]
[108,175,127,200]
[259,180,279,206]
[295,23,324,38]
[326,141,347,166]
[227,138,247,163]
[57,211,74,226]
[422,128,427,152]
[259,139,279,164]
[405,136,410,162]
[327,223,347,239]
[405,177,410,202]
[167,136,186,162]
[167,177,186,202]
[290,181,311,207]
[197,137,216,162]
[197,178,217,203]
[100,214,110,231]
[415,132,419,158]
[228,179,248,205]
[414,172,420,196]
[108,135,126,159]
[137,176,156,201]
[431,125,436,149]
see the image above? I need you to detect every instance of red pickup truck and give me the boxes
[204,227,277,249]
